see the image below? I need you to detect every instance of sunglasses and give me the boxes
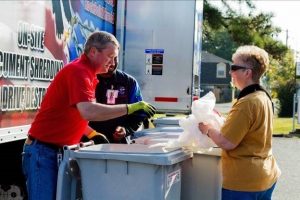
[230,64,252,71]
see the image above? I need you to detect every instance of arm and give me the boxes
[77,101,156,122]
[77,102,127,121]
[198,123,237,150]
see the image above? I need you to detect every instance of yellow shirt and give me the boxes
[221,91,281,191]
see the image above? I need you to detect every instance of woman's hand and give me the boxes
[198,122,212,136]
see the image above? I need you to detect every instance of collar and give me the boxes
[80,54,96,75]
[238,84,274,112]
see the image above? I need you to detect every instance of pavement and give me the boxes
[272,137,300,200]
[215,102,232,114]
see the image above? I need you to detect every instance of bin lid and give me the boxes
[72,144,192,165]
[133,127,183,138]
[153,117,181,125]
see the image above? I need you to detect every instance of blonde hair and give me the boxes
[232,45,269,82]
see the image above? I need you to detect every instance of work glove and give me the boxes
[127,101,156,118]
[87,130,109,144]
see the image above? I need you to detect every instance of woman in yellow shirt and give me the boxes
[199,45,281,200]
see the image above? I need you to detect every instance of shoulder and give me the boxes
[236,91,269,111]
[116,70,138,82]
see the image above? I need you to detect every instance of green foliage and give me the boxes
[267,49,295,94]
[202,27,238,61]
[203,0,296,115]
[277,80,296,117]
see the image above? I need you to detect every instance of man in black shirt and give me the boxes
[87,58,148,143]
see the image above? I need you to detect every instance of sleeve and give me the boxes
[220,101,252,145]
[128,78,143,103]
[68,69,97,106]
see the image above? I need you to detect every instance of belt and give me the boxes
[26,135,62,151]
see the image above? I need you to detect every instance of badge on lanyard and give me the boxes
[106,85,118,104]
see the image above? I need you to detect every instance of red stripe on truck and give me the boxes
[154,97,178,102]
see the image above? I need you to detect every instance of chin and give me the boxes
[97,69,107,74]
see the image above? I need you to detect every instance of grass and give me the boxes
[152,114,300,136]
[273,117,300,135]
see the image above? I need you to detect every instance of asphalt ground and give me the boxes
[272,137,300,200]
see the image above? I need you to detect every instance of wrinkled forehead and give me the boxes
[101,43,119,56]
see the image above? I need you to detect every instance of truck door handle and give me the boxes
[187,87,190,95]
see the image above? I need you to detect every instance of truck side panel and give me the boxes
[0,0,115,198]
[0,0,115,143]
[116,0,203,113]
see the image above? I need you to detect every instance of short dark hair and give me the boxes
[84,31,119,54]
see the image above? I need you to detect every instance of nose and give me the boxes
[109,57,116,66]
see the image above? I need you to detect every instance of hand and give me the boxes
[113,126,126,142]
[87,131,109,144]
[198,123,211,136]
[127,101,156,118]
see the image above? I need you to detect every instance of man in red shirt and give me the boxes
[22,31,155,200]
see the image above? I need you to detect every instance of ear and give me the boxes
[89,47,97,57]
[246,69,252,78]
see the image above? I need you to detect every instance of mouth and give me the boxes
[104,64,110,70]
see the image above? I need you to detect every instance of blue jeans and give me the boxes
[222,182,277,200]
[22,140,60,200]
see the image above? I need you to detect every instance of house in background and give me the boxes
[200,51,232,103]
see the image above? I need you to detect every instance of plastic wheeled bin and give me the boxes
[131,130,223,200]
[181,148,222,200]
[132,126,183,139]
[71,144,192,200]
[152,117,181,127]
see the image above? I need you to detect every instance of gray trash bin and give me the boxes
[131,130,223,200]
[181,148,222,200]
[153,117,181,127]
[72,144,192,200]
[133,126,183,139]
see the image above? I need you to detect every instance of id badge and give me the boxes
[106,89,118,104]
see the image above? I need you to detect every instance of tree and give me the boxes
[203,0,295,116]
[203,1,288,59]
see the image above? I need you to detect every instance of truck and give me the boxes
[0,0,203,198]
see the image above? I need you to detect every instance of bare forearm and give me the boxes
[77,102,127,121]
[207,128,236,150]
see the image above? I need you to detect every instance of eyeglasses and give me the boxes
[230,64,252,71]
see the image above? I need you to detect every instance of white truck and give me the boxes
[0,0,203,198]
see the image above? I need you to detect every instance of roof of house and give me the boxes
[201,51,231,63]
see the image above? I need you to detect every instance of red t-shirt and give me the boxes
[29,54,98,146]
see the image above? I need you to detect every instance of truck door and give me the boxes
[116,0,203,113]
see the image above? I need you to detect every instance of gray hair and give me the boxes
[232,45,269,82]
[84,31,119,54]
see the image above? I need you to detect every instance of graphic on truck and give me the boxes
[0,0,115,132]
[0,0,115,198]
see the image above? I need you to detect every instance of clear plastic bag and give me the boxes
[167,91,224,150]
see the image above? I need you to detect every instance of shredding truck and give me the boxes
[0,0,203,198]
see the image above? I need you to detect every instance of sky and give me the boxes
[210,0,300,59]
[254,1,300,56]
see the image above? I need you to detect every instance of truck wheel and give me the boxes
[0,184,25,199]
